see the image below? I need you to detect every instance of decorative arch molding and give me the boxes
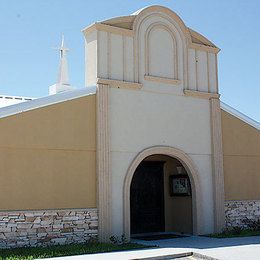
[132,5,192,44]
[123,145,203,239]
[133,7,188,86]
[145,23,178,80]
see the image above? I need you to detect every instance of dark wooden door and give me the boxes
[130,161,165,234]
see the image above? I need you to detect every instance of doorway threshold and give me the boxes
[132,232,190,241]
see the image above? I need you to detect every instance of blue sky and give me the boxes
[0,0,259,121]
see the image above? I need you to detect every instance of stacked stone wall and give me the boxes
[225,200,260,228]
[0,208,98,249]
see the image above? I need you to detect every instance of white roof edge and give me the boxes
[220,101,260,131]
[0,87,96,119]
[0,95,35,100]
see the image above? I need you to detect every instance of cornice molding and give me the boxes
[184,90,220,99]
[97,78,142,90]
[82,23,134,37]
[144,75,181,85]
[189,43,220,54]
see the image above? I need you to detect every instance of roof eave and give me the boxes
[0,87,96,119]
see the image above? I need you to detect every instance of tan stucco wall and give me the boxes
[221,110,260,200]
[0,95,96,210]
[145,155,193,234]
[163,158,193,234]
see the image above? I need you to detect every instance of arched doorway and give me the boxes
[123,146,202,239]
[130,155,193,236]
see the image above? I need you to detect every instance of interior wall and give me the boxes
[145,155,193,234]
[221,110,260,200]
[0,95,97,210]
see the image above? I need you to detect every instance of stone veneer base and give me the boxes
[0,208,98,249]
[225,200,260,228]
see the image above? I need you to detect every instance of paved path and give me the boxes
[135,235,260,260]
[42,236,260,260]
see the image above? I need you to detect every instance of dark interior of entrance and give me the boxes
[130,155,193,236]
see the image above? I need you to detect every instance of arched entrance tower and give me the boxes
[85,5,225,242]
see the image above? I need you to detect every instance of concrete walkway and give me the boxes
[135,235,260,260]
[42,235,260,260]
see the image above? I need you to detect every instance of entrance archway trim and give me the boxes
[123,145,202,239]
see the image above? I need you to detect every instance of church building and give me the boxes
[0,5,259,248]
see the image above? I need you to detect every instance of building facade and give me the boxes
[0,5,259,248]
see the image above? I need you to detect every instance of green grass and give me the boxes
[206,229,260,238]
[0,242,147,260]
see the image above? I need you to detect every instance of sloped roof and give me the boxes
[220,102,260,131]
[102,14,217,48]
[102,15,135,30]
[0,87,96,119]
[0,95,35,108]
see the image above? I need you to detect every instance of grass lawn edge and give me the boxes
[0,242,152,260]
[203,229,260,239]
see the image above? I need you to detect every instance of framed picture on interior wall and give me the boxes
[169,174,191,196]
